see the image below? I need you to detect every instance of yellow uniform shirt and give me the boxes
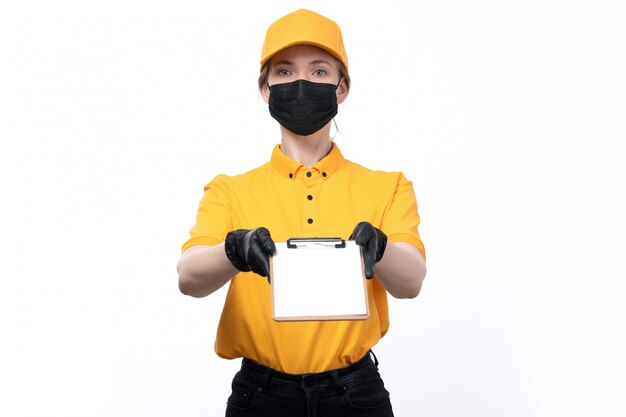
[182,143,425,373]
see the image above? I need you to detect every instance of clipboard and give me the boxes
[270,237,369,321]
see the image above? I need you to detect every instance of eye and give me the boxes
[277,69,291,77]
[313,69,327,77]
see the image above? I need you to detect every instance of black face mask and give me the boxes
[268,79,340,136]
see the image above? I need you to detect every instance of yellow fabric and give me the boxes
[260,9,349,71]
[182,143,425,374]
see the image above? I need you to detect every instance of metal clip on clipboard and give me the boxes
[286,237,346,249]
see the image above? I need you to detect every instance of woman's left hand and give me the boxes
[349,222,387,279]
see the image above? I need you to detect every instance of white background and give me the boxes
[1,1,625,416]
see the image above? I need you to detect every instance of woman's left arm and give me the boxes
[374,241,426,299]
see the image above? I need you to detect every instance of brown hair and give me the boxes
[258,59,351,91]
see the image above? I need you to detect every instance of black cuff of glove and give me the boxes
[375,233,387,263]
[225,229,251,272]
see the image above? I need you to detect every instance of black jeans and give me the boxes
[224,349,394,417]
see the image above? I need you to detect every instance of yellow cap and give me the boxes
[260,9,348,72]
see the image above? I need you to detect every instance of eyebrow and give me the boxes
[309,59,332,66]
[271,59,333,67]
[272,60,294,67]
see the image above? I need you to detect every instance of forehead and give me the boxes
[269,44,337,66]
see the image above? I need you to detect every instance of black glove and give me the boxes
[224,227,276,283]
[350,222,388,279]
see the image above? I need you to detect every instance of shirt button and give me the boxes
[322,172,327,177]
[307,195,313,200]
[307,218,313,224]
[306,171,312,177]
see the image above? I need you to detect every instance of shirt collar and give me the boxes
[270,142,344,180]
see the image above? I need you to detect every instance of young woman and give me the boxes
[178,9,426,416]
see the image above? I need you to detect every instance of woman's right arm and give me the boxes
[177,243,238,298]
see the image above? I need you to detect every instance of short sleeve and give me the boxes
[379,172,426,261]
[181,175,233,252]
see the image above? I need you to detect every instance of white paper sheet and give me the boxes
[270,239,369,321]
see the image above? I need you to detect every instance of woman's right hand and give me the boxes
[224,227,276,283]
